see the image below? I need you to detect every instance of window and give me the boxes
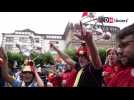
[35,38,39,43]
[19,37,27,43]
[6,37,14,42]
[49,41,59,44]
[57,36,62,39]
[46,35,62,39]
[5,44,13,51]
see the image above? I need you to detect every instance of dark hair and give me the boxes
[116,23,134,41]
[8,60,14,68]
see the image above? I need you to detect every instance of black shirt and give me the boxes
[0,69,5,87]
[76,63,102,87]
[39,73,47,85]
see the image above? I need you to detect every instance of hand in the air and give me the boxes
[74,21,93,43]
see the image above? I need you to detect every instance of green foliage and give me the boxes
[43,52,55,65]
[31,51,55,66]
[6,48,107,67]
[98,48,107,65]
[64,48,77,61]
[7,51,55,68]
[7,51,24,67]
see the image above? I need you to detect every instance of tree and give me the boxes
[64,48,77,61]
[43,52,55,65]
[7,51,25,68]
[31,51,55,66]
[98,48,107,65]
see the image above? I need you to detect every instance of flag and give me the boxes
[81,12,89,17]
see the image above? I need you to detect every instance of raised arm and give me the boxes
[74,23,102,69]
[50,43,76,68]
[86,34,102,68]
[30,63,45,87]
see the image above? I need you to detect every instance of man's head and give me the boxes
[116,23,134,66]
[77,42,90,67]
[117,48,128,66]
[22,65,35,83]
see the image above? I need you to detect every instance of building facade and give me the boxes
[1,22,120,54]
[2,29,65,53]
[64,22,120,49]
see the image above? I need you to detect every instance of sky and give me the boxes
[0,12,134,45]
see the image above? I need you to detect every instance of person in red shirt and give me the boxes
[47,72,54,87]
[108,23,134,87]
[47,70,63,87]
[103,48,123,85]
[61,64,77,87]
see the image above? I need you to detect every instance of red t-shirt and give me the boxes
[103,64,123,85]
[48,74,62,87]
[108,67,134,87]
[62,69,77,87]
[52,76,62,87]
